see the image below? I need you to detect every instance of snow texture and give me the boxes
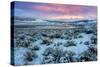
[12,19,97,66]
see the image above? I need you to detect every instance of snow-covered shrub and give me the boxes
[15,33,33,48]
[41,39,52,46]
[32,32,42,40]
[73,33,80,39]
[84,41,89,45]
[73,29,80,35]
[24,50,38,62]
[53,33,61,38]
[54,42,63,46]
[24,52,33,62]
[64,41,76,47]
[32,45,40,51]
[31,38,37,42]
[43,47,53,56]
[51,48,64,63]
[64,35,72,40]
[41,33,48,37]
[63,51,76,62]
[85,29,94,34]
[42,56,54,64]
[65,29,80,39]
[80,41,83,44]
[42,47,64,63]
[42,47,76,64]
[79,46,97,61]
[75,28,88,34]
[91,36,97,45]
[64,30,70,35]
[17,38,31,48]
[49,35,55,39]
[78,35,83,38]
[16,38,29,48]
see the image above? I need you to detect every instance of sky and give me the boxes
[12,1,97,20]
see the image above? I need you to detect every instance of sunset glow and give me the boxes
[50,15,85,20]
[13,1,97,20]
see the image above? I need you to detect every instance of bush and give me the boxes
[79,46,97,61]
[54,42,63,46]
[80,41,83,44]
[30,38,37,42]
[51,48,64,59]
[64,41,76,47]
[65,36,72,40]
[43,47,53,56]
[33,45,40,50]
[42,56,54,64]
[16,39,30,48]
[54,33,61,38]
[42,47,76,64]
[64,51,76,62]
[41,33,48,37]
[78,35,83,38]
[91,36,97,44]
[42,47,64,63]
[24,51,38,62]
[30,45,40,51]
[84,41,89,45]
[49,35,54,39]
[15,33,33,48]
[41,39,52,46]
[23,41,30,47]
[85,30,94,34]
[19,35,25,40]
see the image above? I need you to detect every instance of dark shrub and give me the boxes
[80,41,83,44]
[33,45,40,51]
[64,41,76,47]
[79,46,97,61]
[65,36,72,40]
[64,51,76,62]
[49,35,54,39]
[84,41,89,45]
[54,34,61,38]
[16,39,30,48]
[42,56,54,64]
[41,39,52,46]
[24,51,38,62]
[31,38,37,42]
[85,30,94,34]
[57,42,63,46]
[42,47,64,63]
[42,47,77,64]
[54,42,63,46]
[20,36,25,40]
[78,35,83,38]
[43,47,53,56]
[91,36,97,44]
[23,41,30,47]
[41,33,48,37]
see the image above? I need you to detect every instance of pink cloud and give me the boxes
[32,4,82,14]
[32,3,97,19]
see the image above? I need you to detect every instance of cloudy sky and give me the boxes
[12,1,97,20]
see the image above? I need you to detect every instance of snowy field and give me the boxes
[12,19,97,66]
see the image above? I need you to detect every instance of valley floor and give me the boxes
[12,23,97,66]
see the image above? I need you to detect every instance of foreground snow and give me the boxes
[13,20,97,66]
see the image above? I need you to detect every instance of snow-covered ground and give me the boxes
[12,19,97,66]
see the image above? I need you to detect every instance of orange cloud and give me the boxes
[50,15,85,20]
